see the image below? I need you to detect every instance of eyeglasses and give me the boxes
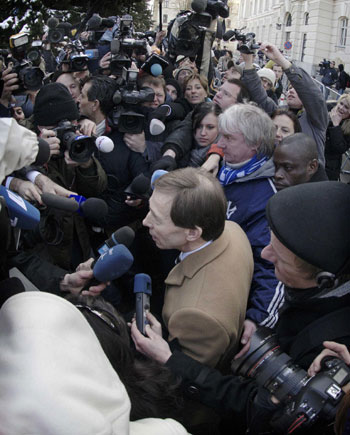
[75,304,121,333]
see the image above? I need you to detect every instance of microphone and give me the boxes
[34,138,51,166]
[150,63,163,77]
[41,193,79,213]
[150,119,166,136]
[41,194,108,221]
[92,244,134,282]
[0,185,40,230]
[134,273,152,335]
[223,30,236,41]
[150,169,168,189]
[124,174,151,200]
[95,136,114,153]
[191,0,207,13]
[98,226,135,255]
[47,17,59,29]
[87,14,102,30]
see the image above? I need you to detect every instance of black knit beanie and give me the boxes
[165,78,182,99]
[266,181,350,275]
[34,83,79,126]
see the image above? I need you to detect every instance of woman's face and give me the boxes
[336,98,350,119]
[273,114,295,144]
[184,78,207,105]
[194,112,219,147]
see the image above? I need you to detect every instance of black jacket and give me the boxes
[325,120,350,180]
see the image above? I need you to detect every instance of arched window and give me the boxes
[285,12,292,27]
[339,17,348,47]
[304,12,309,25]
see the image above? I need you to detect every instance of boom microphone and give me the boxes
[0,186,40,230]
[98,226,135,255]
[92,244,134,282]
[47,17,59,29]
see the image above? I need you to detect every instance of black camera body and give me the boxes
[56,40,89,72]
[12,60,44,95]
[53,120,96,163]
[232,327,350,433]
[228,29,260,54]
[110,69,155,134]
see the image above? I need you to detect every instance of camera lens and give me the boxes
[48,29,64,44]
[21,67,44,91]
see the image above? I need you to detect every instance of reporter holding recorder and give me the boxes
[131,181,350,435]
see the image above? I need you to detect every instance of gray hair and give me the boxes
[218,103,276,157]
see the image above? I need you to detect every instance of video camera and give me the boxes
[56,39,89,72]
[232,327,350,433]
[110,68,154,134]
[8,33,44,94]
[319,59,331,68]
[223,27,260,54]
[47,17,73,44]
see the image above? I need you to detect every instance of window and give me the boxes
[163,14,168,24]
[304,12,309,25]
[301,33,307,62]
[164,0,169,7]
[285,12,292,27]
[339,17,348,47]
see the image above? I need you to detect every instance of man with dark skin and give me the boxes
[273,133,328,191]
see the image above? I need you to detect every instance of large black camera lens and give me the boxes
[48,29,64,44]
[63,132,95,163]
[19,66,44,91]
[119,112,144,134]
[231,327,308,403]
[70,56,88,71]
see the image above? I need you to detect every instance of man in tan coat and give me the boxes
[143,167,253,368]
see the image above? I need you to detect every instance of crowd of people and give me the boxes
[1,9,350,435]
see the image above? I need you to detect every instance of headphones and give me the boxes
[316,271,339,290]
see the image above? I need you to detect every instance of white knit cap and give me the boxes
[257,68,276,86]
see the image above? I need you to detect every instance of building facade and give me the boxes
[237,0,350,74]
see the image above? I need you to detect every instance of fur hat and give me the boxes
[257,68,276,86]
[34,82,79,126]
[266,182,350,275]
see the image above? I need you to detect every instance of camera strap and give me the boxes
[289,306,350,362]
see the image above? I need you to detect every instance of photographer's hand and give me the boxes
[0,67,19,107]
[39,129,60,157]
[78,118,96,136]
[308,341,350,377]
[260,42,291,70]
[234,319,257,360]
[241,53,255,70]
[99,51,112,70]
[124,132,147,154]
[35,173,77,197]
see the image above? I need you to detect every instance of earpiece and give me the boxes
[316,271,338,290]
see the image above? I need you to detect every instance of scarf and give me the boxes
[218,154,269,186]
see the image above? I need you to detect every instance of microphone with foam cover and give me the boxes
[80,198,108,221]
[95,136,114,153]
[191,0,208,13]
[0,185,40,230]
[92,244,134,282]
[124,174,151,200]
[47,17,59,29]
[34,138,51,166]
[41,193,79,213]
[98,226,135,255]
[87,14,102,30]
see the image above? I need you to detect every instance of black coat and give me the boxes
[325,120,350,180]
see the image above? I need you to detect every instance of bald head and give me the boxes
[273,133,319,191]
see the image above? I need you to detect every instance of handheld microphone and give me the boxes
[80,197,108,221]
[98,226,135,255]
[124,174,151,201]
[134,273,152,335]
[0,185,40,230]
[92,244,134,282]
[150,169,168,189]
[95,136,114,153]
[41,193,79,213]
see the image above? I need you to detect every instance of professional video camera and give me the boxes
[319,59,331,68]
[232,327,350,433]
[110,68,154,134]
[8,33,44,94]
[53,120,97,163]
[56,39,89,72]
[222,27,260,54]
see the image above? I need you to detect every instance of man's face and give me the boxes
[272,65,283,80]
[56,73,80,102]
[143,189,188,250]
[330,61,335,68]
[286,86,303,110]
[223,67,241,82]
[141,83,165,109]
[217,131,256,164]
[273,144,317,191]
[78,82,95,119]
[213,81,241,111]
[261,232,316,288]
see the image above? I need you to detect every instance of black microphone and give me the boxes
[34,138,51,166]
[47,17,59,29]
[223,30,236,41]
[41,193,79,213]
[134,273,152,335]
[124,174,151,201]
[98,226,135,255]
[80,198,108,221]
[191,0,207,13]
[87,14,102,30]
